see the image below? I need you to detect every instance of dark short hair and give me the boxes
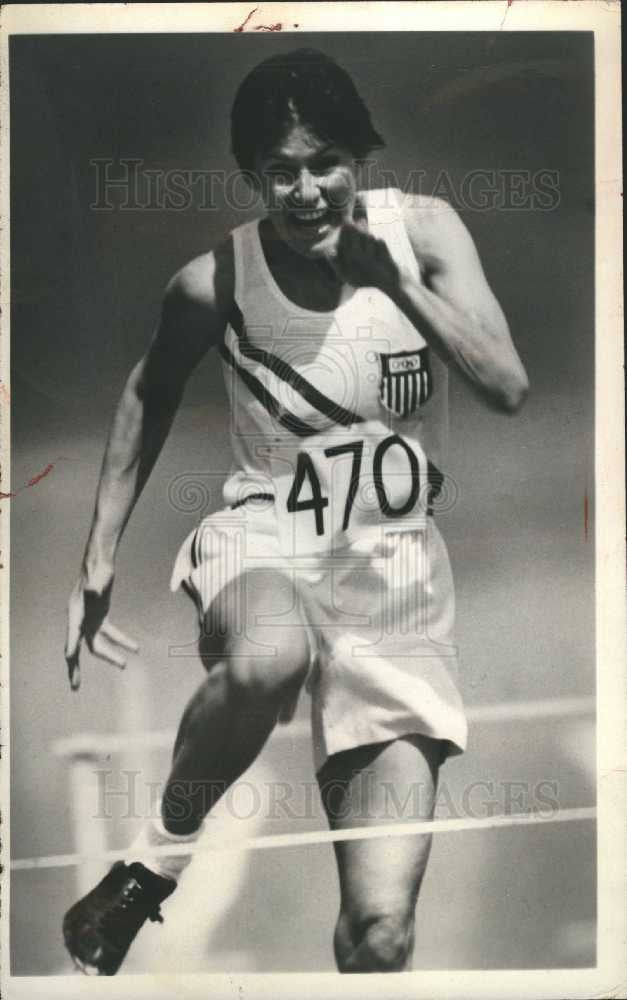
[231,48,385,172]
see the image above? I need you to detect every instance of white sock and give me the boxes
[125,804,204,883]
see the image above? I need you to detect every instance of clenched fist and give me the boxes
[329,222,402,297]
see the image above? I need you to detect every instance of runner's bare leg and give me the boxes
[318,734,440,972]
[162,568,309,834]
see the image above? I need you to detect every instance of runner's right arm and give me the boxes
[65,245,233,689]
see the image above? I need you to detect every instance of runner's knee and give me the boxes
[340,911,413,973]
[225,629,309,704]
[361,914,411,971]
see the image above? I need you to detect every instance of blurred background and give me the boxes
[9,31,595,974]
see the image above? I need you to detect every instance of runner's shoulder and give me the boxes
[164,238,234,322]
[398,191,472,264]
[400,190,458,236]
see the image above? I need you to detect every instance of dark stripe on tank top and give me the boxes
[230,493,275,510]
[219,343,319,438]
[190,530,199,569]
[228,302,364,429]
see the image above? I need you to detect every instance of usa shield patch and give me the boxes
[379,348,433,418]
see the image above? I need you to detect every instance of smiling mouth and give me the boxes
[288,208,332,230]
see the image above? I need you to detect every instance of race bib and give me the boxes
[268,421,431,557]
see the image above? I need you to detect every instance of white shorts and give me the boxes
[170,500,467,773]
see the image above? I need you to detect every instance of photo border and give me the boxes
[1,4,624,998]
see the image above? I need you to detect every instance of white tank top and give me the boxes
[220,188,449,556]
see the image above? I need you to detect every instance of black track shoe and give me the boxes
[63,861,176,975]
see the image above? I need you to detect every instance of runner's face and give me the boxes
[255,121,357,258]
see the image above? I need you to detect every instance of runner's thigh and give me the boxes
[318,735,441,916]
[200,567,310,676]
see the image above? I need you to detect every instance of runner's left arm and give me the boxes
[334,194,529,413]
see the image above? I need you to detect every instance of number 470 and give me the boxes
[286,434,423,537]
